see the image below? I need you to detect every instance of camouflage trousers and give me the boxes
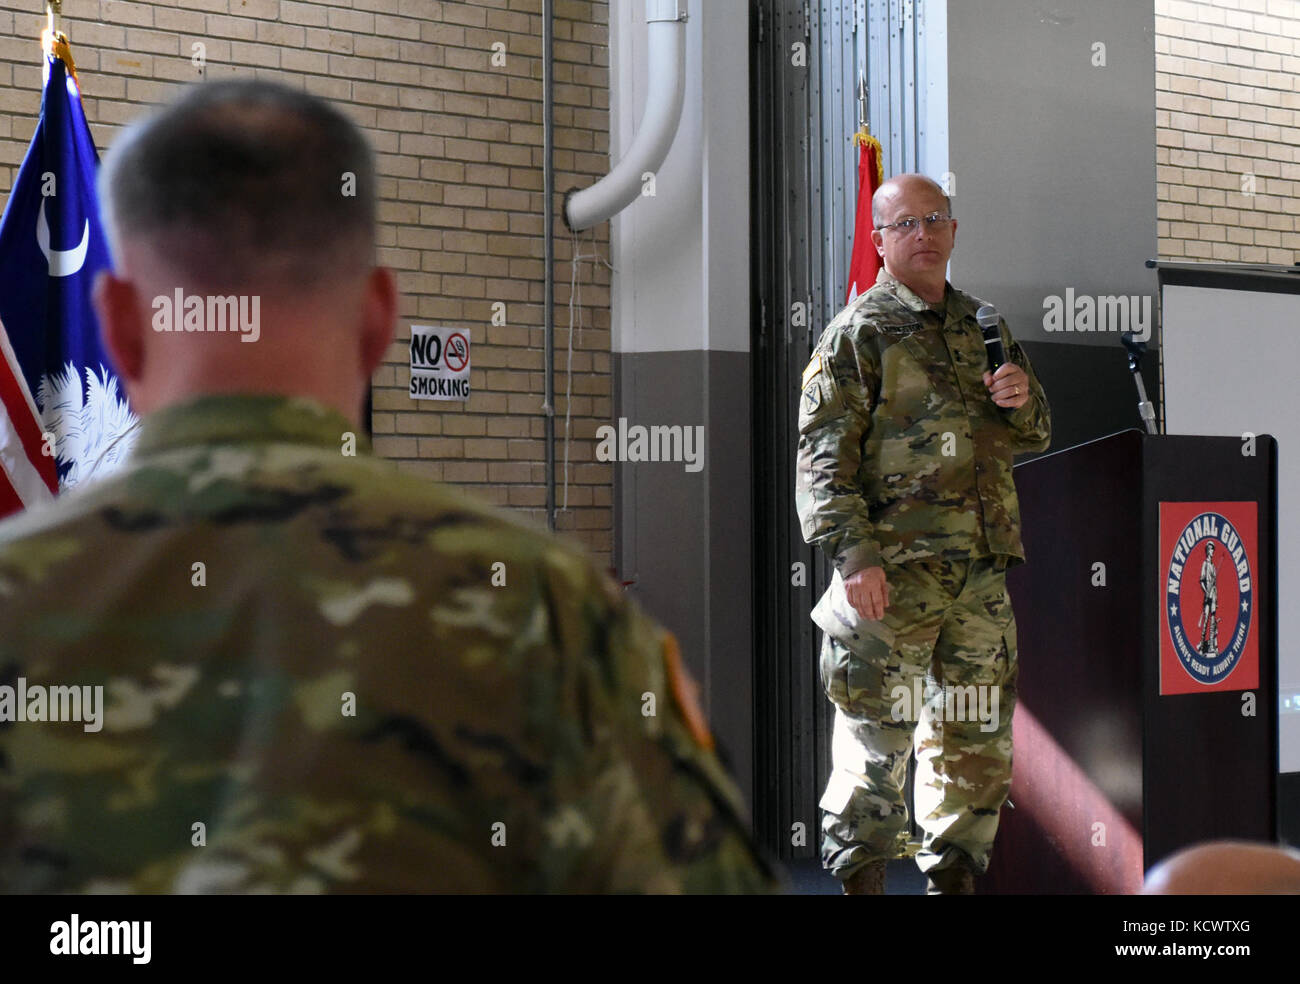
[817,554,1019,881]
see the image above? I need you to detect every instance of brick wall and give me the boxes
[1156,0,1300,263]
[0,0,615,565]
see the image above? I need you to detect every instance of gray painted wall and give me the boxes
[946,0,1157,358]
[613,350,752,786]
[608,1,754,807]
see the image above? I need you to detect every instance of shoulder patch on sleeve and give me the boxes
[663,631,714,752]
[801,380,822,415]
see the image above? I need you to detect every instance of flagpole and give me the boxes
[41,0,79,86]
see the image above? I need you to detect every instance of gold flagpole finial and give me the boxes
[42,1,78,86]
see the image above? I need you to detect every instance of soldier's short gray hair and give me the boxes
[871,174,951,228]
[99,79,375,288]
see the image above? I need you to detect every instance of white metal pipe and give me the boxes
[563,0,687,232]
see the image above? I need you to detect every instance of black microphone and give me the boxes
[976,305,1005,373]
[1120,330,1147,373]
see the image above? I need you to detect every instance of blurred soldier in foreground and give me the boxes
[0,79,776,894]
[795,174,1050,894]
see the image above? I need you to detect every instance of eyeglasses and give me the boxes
[878,211,953,234]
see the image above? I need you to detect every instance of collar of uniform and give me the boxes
[129,393,372,460]
[942,287,983,331]
[873,267,947,316]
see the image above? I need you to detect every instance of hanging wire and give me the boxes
[561,228,614,512]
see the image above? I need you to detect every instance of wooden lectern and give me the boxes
[982,430,1278,894]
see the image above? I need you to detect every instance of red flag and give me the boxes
[845,129,884,303]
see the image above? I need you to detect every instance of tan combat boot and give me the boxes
[841,859,887,895]
[925,863,975,895]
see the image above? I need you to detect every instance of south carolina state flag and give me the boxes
[0,39,137,518]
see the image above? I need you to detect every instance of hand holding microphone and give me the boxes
[976,304,1030,410]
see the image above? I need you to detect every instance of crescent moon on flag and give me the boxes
[36,198,89,277]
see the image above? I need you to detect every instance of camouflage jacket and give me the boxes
[0,394,777,894]
[795,270,1051,576]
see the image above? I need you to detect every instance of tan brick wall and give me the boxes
[1155,0,1300,263]
[0,0,615,565]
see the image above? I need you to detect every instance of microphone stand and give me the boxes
[1121,332,1159,435]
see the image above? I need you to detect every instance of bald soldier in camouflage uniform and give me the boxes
[0,80,776,894]
[796,174,1050,894]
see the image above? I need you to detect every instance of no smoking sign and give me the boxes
[409,325,471,401]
